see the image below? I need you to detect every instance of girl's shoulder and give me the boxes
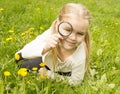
[35,28,52,41]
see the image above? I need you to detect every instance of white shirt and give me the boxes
[16,28,86,85]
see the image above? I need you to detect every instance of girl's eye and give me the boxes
[77,32,84,35]
[66,29,71,32]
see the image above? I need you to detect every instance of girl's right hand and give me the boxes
[42,34,63,54]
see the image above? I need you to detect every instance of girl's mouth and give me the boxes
[65,40,76,46]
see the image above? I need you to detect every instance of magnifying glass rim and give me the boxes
[58,21,73,37]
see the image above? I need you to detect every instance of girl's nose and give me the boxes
[69,32,76,40]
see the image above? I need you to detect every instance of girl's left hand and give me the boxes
[38,67,48,79]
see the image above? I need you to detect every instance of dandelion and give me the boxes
[40,26,44,31]
[21,71,27,77]
[8,29,14,33]
[4,71,11,77]
[32,67,38,71]
[6,37,13,41]
[115,22,118,26]
[105,25,108,28]
[28,27,34,31]
[4,71,11,94]
[18,68,27,77]
[39,62,46,67]
[15,53,20,60]
[21,32,26,36]
[0,7,4,11]
[29,31,34,35]
[17,68,28,93]
[36,7,40,11]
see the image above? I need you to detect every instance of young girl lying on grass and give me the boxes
[15,3,91,85]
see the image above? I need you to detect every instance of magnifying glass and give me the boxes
[58,21,73,37]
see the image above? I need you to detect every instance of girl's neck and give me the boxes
[57,46,76,62]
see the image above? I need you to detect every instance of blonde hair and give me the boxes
[51,3,91,71]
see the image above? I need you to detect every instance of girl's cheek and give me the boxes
[77,37,83,42]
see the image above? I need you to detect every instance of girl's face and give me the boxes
[58,16,89,51]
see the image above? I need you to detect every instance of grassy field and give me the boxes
[0,0,120,94]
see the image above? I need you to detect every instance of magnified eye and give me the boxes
[58,21,73,36]
[65,28,72,32]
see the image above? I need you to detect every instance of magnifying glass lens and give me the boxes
[58,22,73,36]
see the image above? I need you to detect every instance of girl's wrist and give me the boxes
[42,46,50,55]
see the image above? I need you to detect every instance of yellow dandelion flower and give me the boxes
[36,7,40,11]
[18,68,27,77]
[39,62,46,67]
[15,53,20,60]
[40,26,44,31]
[115,23,118,26]
[19,68,27,72]
[17,70,21,75]
[8,29,14,33]
[29,31,34,35]
[28,27,34,31]
[6,37,13,41]
[32,67,38,71]
[105,25,108,28]
[0,8,4,11]
[4,71,11,76]
[21,71,27,77]
[21,32,26,36]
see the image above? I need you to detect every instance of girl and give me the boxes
[15,3,91,85]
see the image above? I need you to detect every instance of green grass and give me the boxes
[0,0,120,94]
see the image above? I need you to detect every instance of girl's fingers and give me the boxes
[43,34,63,54]
[56,34,63,40]
[50,41,58,48]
